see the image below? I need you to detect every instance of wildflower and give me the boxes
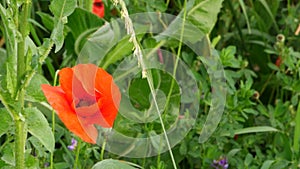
[212,157,229,169]
[67,138,78,150]
[41,64,121,144]
[93,0,105,18]
[275,56,282,67]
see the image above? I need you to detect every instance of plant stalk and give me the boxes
[15,0,31,168]
[293,102,300,154]
[14,116,26,169]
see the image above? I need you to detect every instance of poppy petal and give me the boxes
[59,67,93,103]
[72,64,98,97]
[41,84,96,143]
[93,0,105,18]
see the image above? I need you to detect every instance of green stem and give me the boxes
[293,102,300,154]
[50,70,59,169]
[15,1,31,169]
[17,0,30,90]
[100,137,107,161]
[73,140,81,169]
[14,116,26,169]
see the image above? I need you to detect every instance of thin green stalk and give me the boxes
[259,71,275,96]
[112,0,190,168]
[73,140,82,169]
[164,0,187,112]
[59,140,75,163]
[146,71,177,169]
[225,0,247,53]
[50,70,59,169]
[100,137,107,161]
[293,102,300,153]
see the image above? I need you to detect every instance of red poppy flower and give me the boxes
[275,56,282,67]
[41,64,121,144]
[93,0,105,18]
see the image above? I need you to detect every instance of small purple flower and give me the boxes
[212,157,229,169]
[67,138,78,151]
[44,162,50,167]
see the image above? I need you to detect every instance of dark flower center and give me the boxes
[94,2,103,7]
[76,99,95,108]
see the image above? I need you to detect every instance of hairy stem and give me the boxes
[15,0,31,168]
[14,116,26,169]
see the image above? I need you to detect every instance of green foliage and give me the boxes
[92,159,140,169]
[0,0,299,168]
[25,107,55,152]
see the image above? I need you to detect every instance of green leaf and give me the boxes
[261,160,275,169]
[6,62,17,96]
[0,48,7,76]
[92,159,139,169]
[257,0,279,31]
[25,73,49,102]
[244,153,253,166]
[155,0,223,44]
[187,0,224,34]
[0,4,17,59]
[51,20,65,53]
[221,126,279,137]
[238,0,251,33]
[67,7,104,39]
[36,12,54,31]
[49,0,77,53]
[0,108,13,138]
[1,143,14,166]
[49,0,77,19]
[25,107,54,152]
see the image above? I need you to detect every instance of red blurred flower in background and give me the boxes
[93,0,105,18]
[275,56,282,67]
[41,64,121,144]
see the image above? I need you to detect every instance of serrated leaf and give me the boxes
[6,62,17,96]
[25,73,49,102]
[1,143,14,166]
[0,108,13,137]
[0,4,17,58]
[25,107,54,152]
[49,0,77,19]
[92,159,138,169]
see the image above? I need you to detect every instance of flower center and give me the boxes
[76,98,95,108]
[94,2,103,7]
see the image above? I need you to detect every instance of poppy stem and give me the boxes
[100,135,107,161]
[100,142,106,161]
[73,139,82,169]
[50,70,59,169]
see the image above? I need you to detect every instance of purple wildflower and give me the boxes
[212,157,229,169]
[67,138,78,151]
[44,162,50,167]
